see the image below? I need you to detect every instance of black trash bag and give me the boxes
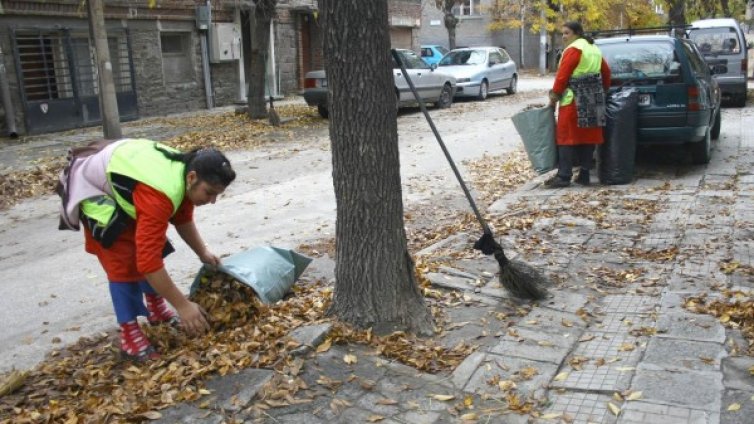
[598,89,639,185]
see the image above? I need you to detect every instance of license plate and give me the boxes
[638,94,651,106]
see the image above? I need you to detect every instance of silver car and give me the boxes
[437,46,518,100]
[303,49,456,118]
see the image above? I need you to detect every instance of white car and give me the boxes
[304,49,457,118]
[437,46,518,100]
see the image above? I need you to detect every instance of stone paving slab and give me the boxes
[721,356,754,391]
[720,389,754,424]
[153,404,225,424]
[617,400,720,424]
[539,291,590,314]
[641,337,727,372]
[630,368,723,412]
[488,326,575,364]
[591,313,657,334]
[463,353,558,399]
[517,307,588,332]
[600,295,658,315]
[656,312,726,343]
[203,368,274,412]
[533,390,617,424]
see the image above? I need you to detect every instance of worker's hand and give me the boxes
[548,98,558,108]
[177,301,210,336]
[199,249,222,269]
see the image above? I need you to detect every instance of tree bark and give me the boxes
[247,0,276,119]
[667,0,686,26]
[320,0,434,336]
[444,12,458,49]
[87,0,122,139]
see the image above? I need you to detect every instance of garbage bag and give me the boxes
[190,246,312,304]
[598,89,639,185]
[511,105,557,174]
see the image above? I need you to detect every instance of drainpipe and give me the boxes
[234,7,246,103]
[200,0,214,109]
[0,44,18,138]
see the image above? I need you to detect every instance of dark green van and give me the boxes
[595,35,722,164]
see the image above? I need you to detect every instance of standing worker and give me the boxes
[58,139,236,361]
[546,21,611,188]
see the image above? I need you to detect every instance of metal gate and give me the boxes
[11,27,138,135]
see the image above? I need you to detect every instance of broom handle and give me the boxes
[390,49,491,235]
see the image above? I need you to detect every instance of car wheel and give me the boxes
[710,108,721,140]
[506,75,518,95]
[477,80,489,101]
[690,126,712,165]
[436,83,453,109]
[317,105,329,119]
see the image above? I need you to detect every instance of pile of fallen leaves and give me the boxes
[328,324,475,373]
[0,158,63,210]
[0,105,322,212]
[191,271,262,331]
[0,278,331,422]
[684,290,754,354]
[161,105,322,151]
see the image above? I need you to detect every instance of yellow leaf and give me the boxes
[579,334,595,342]
[343,353,358,365]
[198,389,211,395]
[607,402,621,416]
[431,394,456,401]
[541,413,562,420]
[498,380,516,391]
[460,412,478,421]
[316,338,332,353]
[618,343,636,352]
[554,372,569,381]
[720,314,731,323]
[538,341,554,347]
[139,411,163,420]
[727,403,741,411]
[376,398,398,405]
[464,394,474,407]
[367,415,384,422]
[626,391,643,401]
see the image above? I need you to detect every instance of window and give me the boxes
[455,0,480,16]
[599,41,678,80]
[489,51,503,65]
[681,41,709,77]
[688,27,741,55]
[160,32,193,84]
[394,50,429,69]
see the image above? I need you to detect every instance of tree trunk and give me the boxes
[320,0,434,336]
[247,0,276,119]
[721,0,730,17]
[444,12,458,49]
[667,0,686,26]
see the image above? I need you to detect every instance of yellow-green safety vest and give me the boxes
[81,139,186,227]
[559,38,603,106]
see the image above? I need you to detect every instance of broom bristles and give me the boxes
[499,258,549,300]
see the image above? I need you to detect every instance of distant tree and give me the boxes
[247,0,277,120]
[429,0,464,49]
[320,0,435,335]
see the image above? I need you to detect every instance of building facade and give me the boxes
[0,0,422,136]
[419,0,541,70]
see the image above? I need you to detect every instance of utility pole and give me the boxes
[538,8,546,75]
[87,0,122,139]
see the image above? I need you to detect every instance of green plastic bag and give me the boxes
[511,105,557,174]
[191,246,312,304]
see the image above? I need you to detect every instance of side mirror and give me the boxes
[430,63,438,70]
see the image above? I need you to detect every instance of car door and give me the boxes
[487,50,506,91]
[394,50,437,102]
[500,49,516,85]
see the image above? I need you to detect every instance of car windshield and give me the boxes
[436,46,450,56]
[689,27,741,55]
[599,42,678,80]
[439,49,486,66]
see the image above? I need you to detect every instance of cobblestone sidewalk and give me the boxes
[151,110,754,424]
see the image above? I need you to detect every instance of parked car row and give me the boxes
[303,46,519,119]
[303,49,456,119]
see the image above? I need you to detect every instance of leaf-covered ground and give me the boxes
[0,105,324,211]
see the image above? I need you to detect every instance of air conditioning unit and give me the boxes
[210,23,241,63]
